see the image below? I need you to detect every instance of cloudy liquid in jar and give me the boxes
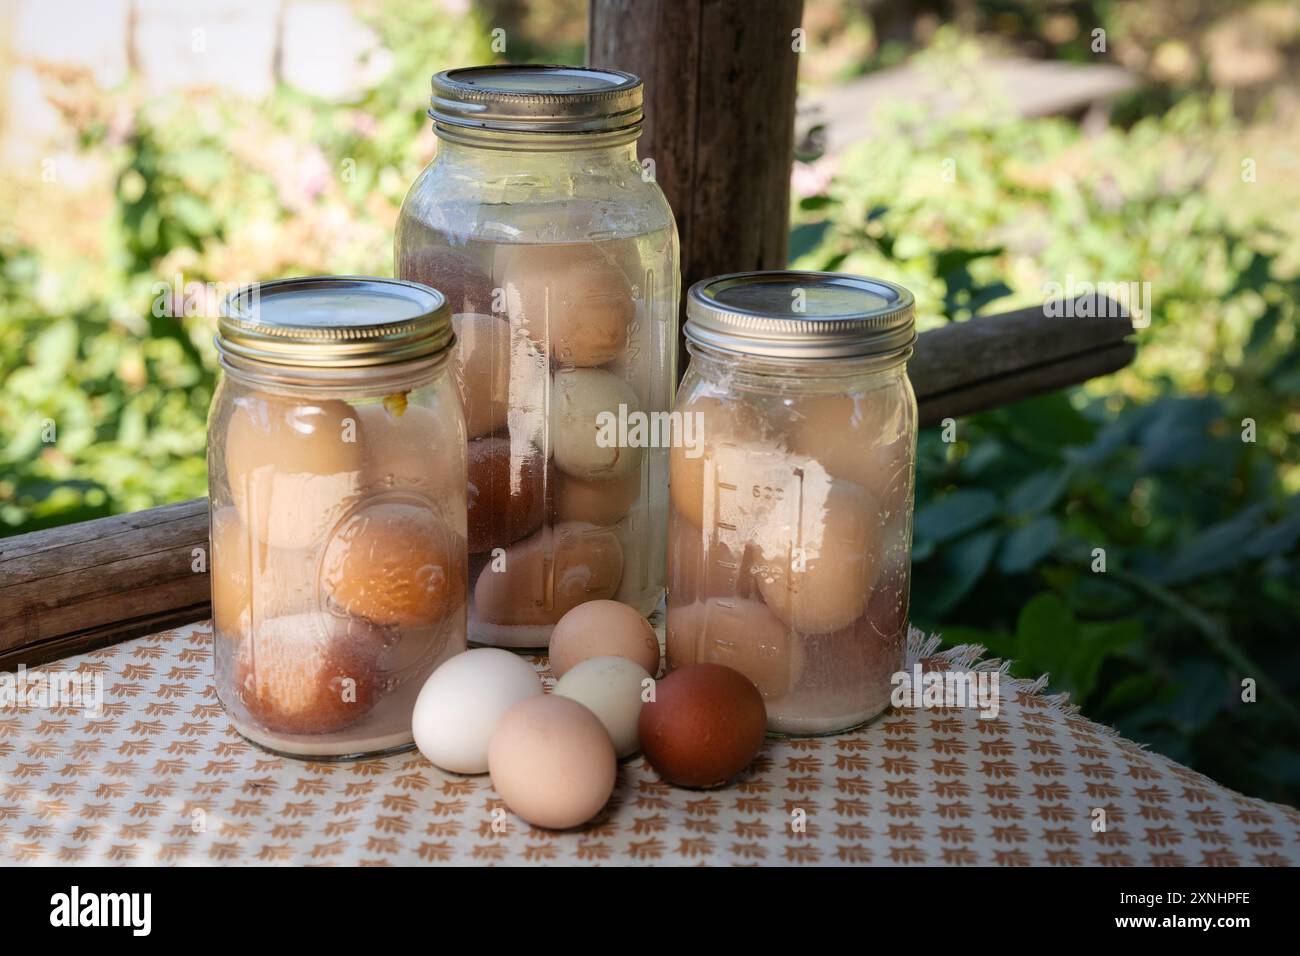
[398,220,676,648]
[666,271,917,736]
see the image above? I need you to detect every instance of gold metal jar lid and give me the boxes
[685,271,916,361]
[430,65,643,143]
[218,276,452,368]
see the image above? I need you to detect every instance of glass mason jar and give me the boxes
[209,276,467,759]
[396,65,679,648]
[667,272,917,736]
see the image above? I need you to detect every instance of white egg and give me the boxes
[552,655,651,758]
[412,648,543,774]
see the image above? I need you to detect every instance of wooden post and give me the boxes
[587,0,805,376]
[0,298,1133,668]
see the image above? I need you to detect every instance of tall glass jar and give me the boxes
[209,277,467,759]
[667,272,917,736]
[396,65,679,648]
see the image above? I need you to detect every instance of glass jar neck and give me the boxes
[685,340,912,392]
[218,349,450,399]
[432,136,640,171]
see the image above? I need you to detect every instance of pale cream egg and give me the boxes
[551,368,643,481]
[473,522,624,626]
[225,395,363,549]
[496,241,634,367]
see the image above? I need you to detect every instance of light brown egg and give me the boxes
[786,389,913,500]
[473,522,624,626]
[356,401,461,501]
[321,500,462,629]
[398,245,496,315]
[235,612,383,735]
[548,599,661,678]
[225,395,363,549]
[467,436,547,553]
[496,241,633,367]
[754,476,885,635]
[488,694,617,830]
[667,512,758,606]
[552,468,641,525]
[668,393,760,529]
[666,597,802,702]
[551,368,643,481]
[451,312,511,439]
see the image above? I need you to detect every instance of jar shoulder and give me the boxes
[398,154,677,243]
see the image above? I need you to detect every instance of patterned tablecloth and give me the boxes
[1,620,1297,866]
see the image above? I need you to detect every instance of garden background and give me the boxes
[1,0,1298,806]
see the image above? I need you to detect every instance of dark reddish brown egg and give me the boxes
[466,436,547,553]
[638,663,766,788]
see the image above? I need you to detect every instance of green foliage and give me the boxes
[789,67,1300,802]
[0,0,491,534]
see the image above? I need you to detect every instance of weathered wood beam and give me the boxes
[0,297,1133,669]
[587,0,806,376]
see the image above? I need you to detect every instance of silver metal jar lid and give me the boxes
[218,276,452,368]
[429,65,643,140]
[685,271,916,360]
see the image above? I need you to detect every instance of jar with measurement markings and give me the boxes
[667,271,917,735]
[395,65,679,648]
[208,276,467,759]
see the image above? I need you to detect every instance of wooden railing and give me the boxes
[0,298,1134,669]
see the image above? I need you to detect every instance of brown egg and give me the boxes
[497,241,633,367]
[235,612,382,735]
[225,395,362,549]
[665,598,802,702]
[786,389,914,500]
[548,599,660,678]
[488,695,617,829]
[398,245,496,315]
[638,663,767,788]
[551,368,643,481]
[321,501,461,629]
[553,468,641,525]
[357,401,462,501]
[473,522,624,626]
[754,476,884,635]
[668,393,760,529]
[451,312,511,439]
[467,436,547,553]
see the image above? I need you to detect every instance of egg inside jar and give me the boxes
[209,277,467,759]
[666,272,918,736]
[396,65,679,649]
